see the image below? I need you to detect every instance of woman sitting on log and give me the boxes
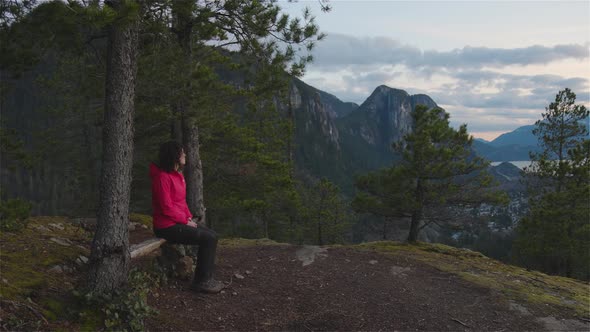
[150,141,225,294]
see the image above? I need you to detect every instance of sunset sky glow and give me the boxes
[281,1,590,141]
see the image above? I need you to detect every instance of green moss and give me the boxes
[129,213,152,228]
[354,241,590,318]
[219,237,285,247]
[78,308,104,331]
[40,297,67,322]
[0,254,47,298]
[0,216,89,300]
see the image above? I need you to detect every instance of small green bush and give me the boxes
[76,269,160,332]
[0,198,32,232]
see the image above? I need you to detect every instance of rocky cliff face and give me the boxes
[342,85,438,149]
[290,82,340,151]
[290,82,439,192]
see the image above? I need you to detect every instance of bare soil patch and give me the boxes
[147,245,546,331]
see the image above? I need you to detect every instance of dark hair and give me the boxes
[158,141,183,172]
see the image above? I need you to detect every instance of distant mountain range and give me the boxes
[490,125,538,147]
[289,79,548,192]
[472,125,540,161]
[473,120,588,161]
[290,79,438,192]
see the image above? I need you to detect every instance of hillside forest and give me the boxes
[1,0,589,301]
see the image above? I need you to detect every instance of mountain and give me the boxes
[488,162,525,193]
[472,125,540,161]
[289,78,353,184]
[474,120,589,162]
[490,125,537,147]
[339,85,437,150]
[336,86,437,180]
[472,141,538,162]
[290,83,439,192]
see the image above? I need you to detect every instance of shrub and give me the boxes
[0,198,32,232]
[77,269,159,332]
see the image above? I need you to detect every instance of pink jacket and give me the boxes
[150,163,192,229]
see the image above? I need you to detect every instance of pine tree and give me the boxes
[138,0,326,225]
[88,0,141,294]
[528,88,589,192]
[308,178,350,245]
[353,105,502,243]
[516,89,589,279]
[1,0,330,247]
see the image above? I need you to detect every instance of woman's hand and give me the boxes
[187,220,198,228]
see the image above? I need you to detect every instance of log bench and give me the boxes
[130,237,195,279]
[130,238,167,259]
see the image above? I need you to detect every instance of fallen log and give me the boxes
[130,238,166,259]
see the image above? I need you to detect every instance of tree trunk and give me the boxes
[171,115,182,143]
[263,214,269,239]
[318,218,323,246]
[408,179,424,243]
[172,1,206,224]
[183,118,206,222]
[317,192,325,246]
[408,211,422,243]
[88,0,139,294]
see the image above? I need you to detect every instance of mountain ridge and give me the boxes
[292,81,554,165]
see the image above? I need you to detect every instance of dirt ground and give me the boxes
[3,218,585,332]
[145,245,551,331]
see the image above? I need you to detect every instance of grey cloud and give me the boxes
[305,34,589,134]
[430,70,590,109]
[310,33,589,70]
[414,45,589,68]
[342,70,403,86]
[445,107,541,133]
[310,34,422,69]
[320,66,588,133]
[338,67,588,109]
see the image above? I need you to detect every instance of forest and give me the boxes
[0,1,589,329]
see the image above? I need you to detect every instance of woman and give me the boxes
[150,141,225,293]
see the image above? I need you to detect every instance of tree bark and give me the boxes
[171,1,206,224]
[407,179,424,243]
[408,211,422,243]
[171,115,182,143]
[318,218,323,246]
[88,0,139,294]
[183,118,206,222]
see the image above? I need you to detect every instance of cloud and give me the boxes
[334,65,589,108]
[300,33,590,138]
[308,65,588,134]
[443,105,539,133]
[309,33,590,70]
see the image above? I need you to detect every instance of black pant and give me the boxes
[154,224,218,283]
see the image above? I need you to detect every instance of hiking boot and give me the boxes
[191,279,226,294]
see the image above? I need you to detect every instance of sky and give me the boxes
[279,1,590,141]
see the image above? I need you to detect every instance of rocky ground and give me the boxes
[1,217,588,331]
[146,244,589,331]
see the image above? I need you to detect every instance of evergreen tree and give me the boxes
[528,88,589,192]
[352,167,409,240]
[138,0,327,224]
[516,89,589,279]
[88,0,142,294]
[1,1,108,214]
[353,105,502,243]
[308,178,350,245]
